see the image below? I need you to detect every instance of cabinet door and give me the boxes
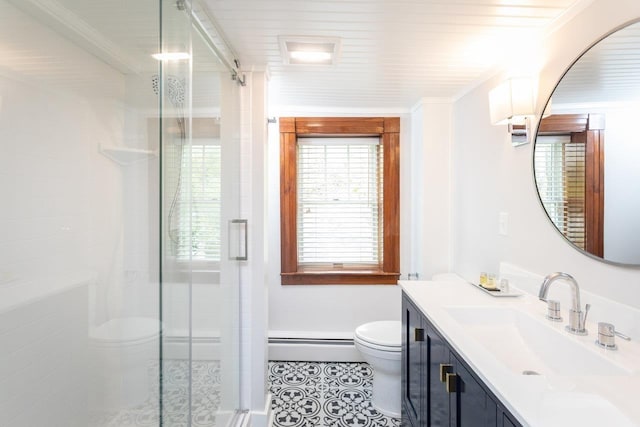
[498,404,522,427]
[502,414,517,427]
[451,355,497,427]
[427,325,451,427]
[402,296,424,427]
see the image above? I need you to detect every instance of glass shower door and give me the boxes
[159,1,241,426]
[0,0,240,425]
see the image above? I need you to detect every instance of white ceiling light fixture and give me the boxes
[278,36,341,65]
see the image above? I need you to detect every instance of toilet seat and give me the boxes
[355,337,400,353]
[354,320,401,351]
[90,317,161,346]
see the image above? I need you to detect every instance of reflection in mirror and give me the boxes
[534,20,640,266]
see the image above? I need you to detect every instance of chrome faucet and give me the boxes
[539,272,590,335]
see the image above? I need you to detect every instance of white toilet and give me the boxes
[89,317,161,411]
[354,320,402,417]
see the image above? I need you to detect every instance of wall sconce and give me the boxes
[489,77,536,146]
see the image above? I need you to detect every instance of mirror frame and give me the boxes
[532,18,640,268]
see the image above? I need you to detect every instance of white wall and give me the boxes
[239,71,271,422]
[411,99,453,279]
[601,107,640,263]
[452,0,640,311]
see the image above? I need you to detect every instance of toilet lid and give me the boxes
[90,317,161,343]
[355,321,401,347]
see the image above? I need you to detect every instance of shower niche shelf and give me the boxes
[99,145,157,166]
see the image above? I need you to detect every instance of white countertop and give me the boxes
[400,279,640,427]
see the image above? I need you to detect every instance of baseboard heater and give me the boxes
[268,336,363,362]
[162,334,364,362]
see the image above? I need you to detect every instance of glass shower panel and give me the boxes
[0,0,241,426]
[158,1,193,425]
[0,0,163,425]
[160,1,241,426]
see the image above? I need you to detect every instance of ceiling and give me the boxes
[203,0,580,110]
[8,0,630,112]
[0,0,225,105]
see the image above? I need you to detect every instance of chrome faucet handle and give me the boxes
[616,330,632,341]
[546,300,562,322]
[596,321,624,350]
[597,322,617,349]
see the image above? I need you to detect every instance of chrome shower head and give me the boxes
[151,74,185,108]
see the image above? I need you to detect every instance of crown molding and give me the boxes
[7,0,141,74]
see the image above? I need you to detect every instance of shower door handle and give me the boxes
[229,219,248,261]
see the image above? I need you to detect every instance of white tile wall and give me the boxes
[0,285,89,427]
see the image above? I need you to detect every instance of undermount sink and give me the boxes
[444,306,630,377]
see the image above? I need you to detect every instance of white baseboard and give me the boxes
[268,337,364,362]
[249,393,273,427]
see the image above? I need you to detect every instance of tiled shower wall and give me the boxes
[0,285,88,426]
[0,72,124,289]
[0,5,143,424]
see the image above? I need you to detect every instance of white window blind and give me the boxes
[297,137,383,268]
[176,140,221,262]
[535,135,586,249]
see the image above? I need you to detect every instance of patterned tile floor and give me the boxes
[90,360,220,427]
[268,361,401,427]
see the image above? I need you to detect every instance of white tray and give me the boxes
[469,282,523,298]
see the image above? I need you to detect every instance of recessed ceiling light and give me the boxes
[279,36,341,65]
[290,51,332,62]
[152,52,191,61]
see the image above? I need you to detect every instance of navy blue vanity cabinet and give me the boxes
[401,292,523,427]
[497,404,520,427]
[451,354,497,426]
[402,295,426,427]
[426,324,452,426]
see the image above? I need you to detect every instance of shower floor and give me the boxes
[90,360,220,427]
[268,361,401,427]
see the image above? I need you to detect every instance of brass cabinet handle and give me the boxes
[414,328,425,342]
[439,363,453,382]
[445,373,458,393]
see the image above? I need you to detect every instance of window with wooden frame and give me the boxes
[535,113,605,257]
[280,117,400,285]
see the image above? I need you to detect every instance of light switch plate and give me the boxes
[499,212,509,236]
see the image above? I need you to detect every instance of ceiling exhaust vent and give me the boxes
[278,36,342,65]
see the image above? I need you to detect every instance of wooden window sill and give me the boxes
[281,271,400,285]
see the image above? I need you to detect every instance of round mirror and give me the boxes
[534,20,640,266]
